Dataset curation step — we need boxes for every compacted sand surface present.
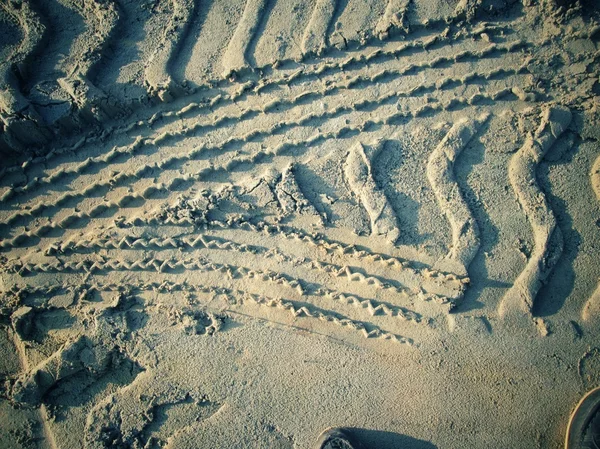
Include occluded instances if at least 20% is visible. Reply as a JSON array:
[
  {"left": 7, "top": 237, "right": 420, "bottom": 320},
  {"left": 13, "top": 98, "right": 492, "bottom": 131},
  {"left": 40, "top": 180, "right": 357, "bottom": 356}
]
[{"left": 0, "top": 0, "right": 599, "bottom": 448}]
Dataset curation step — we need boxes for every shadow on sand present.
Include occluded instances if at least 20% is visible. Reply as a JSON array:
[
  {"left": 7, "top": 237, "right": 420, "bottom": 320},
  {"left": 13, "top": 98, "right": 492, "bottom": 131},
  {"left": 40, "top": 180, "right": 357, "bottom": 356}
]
[{"left": 351, "top": 428, "right": 438, "bottom": 449}]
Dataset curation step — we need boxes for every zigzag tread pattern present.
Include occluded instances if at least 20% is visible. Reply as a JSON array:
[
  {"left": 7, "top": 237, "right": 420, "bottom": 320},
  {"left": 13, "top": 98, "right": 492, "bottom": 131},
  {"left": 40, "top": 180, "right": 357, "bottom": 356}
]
[
  {"left": 0, "top": 8, "right": 582, "bottom": 351},
  {"left": 2, "top": 281, "right": 415, "bottom": 345}
]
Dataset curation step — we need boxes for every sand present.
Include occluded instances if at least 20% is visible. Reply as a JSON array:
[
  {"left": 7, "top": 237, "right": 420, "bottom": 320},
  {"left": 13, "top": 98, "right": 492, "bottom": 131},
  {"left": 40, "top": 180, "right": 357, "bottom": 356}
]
[{"left": 0, "top": 0, "right": 599, "bottom": 448}]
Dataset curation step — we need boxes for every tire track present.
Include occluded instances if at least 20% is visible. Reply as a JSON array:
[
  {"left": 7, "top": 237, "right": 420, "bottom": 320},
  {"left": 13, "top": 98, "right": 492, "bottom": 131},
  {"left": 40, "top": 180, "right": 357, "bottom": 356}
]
[
  {"left": 0, "top": 12, "right": 507, "bottom": 158},
  {"left": 582, "top": 154, "right": 600, "bottom": 322},
  {"left": 0, "top": 23, "right": 508, "bottom": 182},
  {"left": 22, "top": 203, "right": 463, "bottom": 306},
  {"left": 38, "top": 229, "right": 454, "bottom": 305},
  {"left": 0, "top": 0, "right": 50, "bottom": 151},
  {"left": 0, "top": 83, "right": 526, "bottom": 253},
  {"left": 9, "top": 256, "right": 305, "bottom": 293},
  {"left": 4, "top": 255, "right": 426, "bottom": 341},
  {"left": 344, "top": 140, "right": 400, "bottom": 243},
  {"left": 0, "top": 86, "right": 525, "bottom": 250},
  {"left": 427, "top": 113, "right": 489, "bottom": 277},
  {"left": 6, "top": 277, "right": 426, "bottom": 327},
  {"left": 301, "top": 0, "right": 337, "bottom": 56},
  {"left": 235, "top": 291, "right": 413, "bottom": 345},
  {"left": 124, "top": 215, "right": 466, "bottom": 301},
  {"left": 44, "top": 233, "right": 266, "bottom": 257},
  {"left": 222, "top": 0, "right": 270, "bottom": 75},
  {"left": 1, "top": 49, "right": 529, "bottom": 207},
  {"left": 1, "top": 60, "right": 517, "bottom": 209},
  {"left": 142, "top": 216, "right": 465, "bottom": 282},
  {"left": 314, "top": 287, "right": 426, "bottom": 324},
  {"left": 498, "top": 105, "right": 572, "bottom": 318},
  {"left": 57, "top": 0, "right": 121, "bottom": 122},
  {"left": 144, "top": 0, "right": 194, "bottom": 101}
]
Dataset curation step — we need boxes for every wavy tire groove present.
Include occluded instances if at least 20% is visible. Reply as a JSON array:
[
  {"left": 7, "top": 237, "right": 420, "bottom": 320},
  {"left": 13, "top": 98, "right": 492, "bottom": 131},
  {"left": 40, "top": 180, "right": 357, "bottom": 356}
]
[
  {"left": 344, "top": 141, "right": 400, "bottom": 243},
  {"left": 222, "top": 0, "right": 269, "bottom": 75},
  {"left": 582, "top": 154, "right": 600, "bottom": 321},
  {"left": 0, "top": 0, "right": 50, "bottom": 152},
  {"left": 57, "top": 0, "right": 120, "bottom": 122},
  {"left": 144, "top": 0, "right": 194, "bottom": 101},
  {"left": 498, "top": 105, "right": 572, "bottom": 317},
  {"left": 301, "top": 0, "right": 337, "bottom": 56},
  {"left": 427, "top": 113, "right": 488, "bottom": 277}
]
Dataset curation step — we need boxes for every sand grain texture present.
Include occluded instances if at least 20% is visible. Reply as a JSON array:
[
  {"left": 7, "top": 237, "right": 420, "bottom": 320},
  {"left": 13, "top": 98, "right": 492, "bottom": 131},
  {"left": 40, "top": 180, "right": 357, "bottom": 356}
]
[{"left": 0, "top": 1, "right": 599, "bottom": 448}]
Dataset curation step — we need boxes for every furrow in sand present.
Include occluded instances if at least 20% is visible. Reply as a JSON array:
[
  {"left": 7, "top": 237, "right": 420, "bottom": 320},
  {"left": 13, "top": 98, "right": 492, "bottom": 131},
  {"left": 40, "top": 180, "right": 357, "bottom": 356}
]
[
  {"left": 0, "top": 23, "right": 510, "bottom": 183},
  {"left": 0, "top": 0, "right": 50, "bottom": 152},
  {"left": 344, "top": 141, "right": 400, "bottom": 243},
  {"left": 313, "top": 287, "right": 427, "bottom": 324},
  {"left": 44, "top": 233, "right": 267, "bottom": 257},
  {"left": 301, "top": 0, "right": 337, "bottom": 56},
  {"left": 145, "top": 24, "right": 508, "bottom": 126},
  {"left": 0, "top": 86, "right": 525, "bottom": 250},
  {"left": 221, "top": 0, "right": 269, "bottom": 76},
  {"left": 1, "top": 53, "right": 529, "bottom": 208},
  {"left": 426, "top": 114, "right": 489, "bottom": 277},
  {"left": 498, "top": 105, "right": 572, "bottom": 317},
  {"left": 582, "top": 154, "right": 600, "bottom": 322},
  {"left": 144, "top": 0, "right": 195, "bottom": 101},
  {"left": 7, "top": 57, "right": 528, "bottom": 205},
  {"left": 375, "top": 0, "right": 410, "bottom": 38},
  {"left": 57, "top": 0, "right": 121, "bottom": 122},
  {"left": 104, "top": 280, "right": 416, "bottom": 344}
]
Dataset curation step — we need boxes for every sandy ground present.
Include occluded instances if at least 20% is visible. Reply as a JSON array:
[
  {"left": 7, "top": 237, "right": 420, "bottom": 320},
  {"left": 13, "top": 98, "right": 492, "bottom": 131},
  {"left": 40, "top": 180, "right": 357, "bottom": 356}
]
[{"left": 0, "top": 0, "right": 599, "bottom": 448}]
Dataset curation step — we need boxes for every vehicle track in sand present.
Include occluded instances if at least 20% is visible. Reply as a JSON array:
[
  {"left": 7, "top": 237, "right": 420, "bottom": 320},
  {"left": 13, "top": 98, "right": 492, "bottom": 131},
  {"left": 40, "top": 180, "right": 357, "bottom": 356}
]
[{"left": 0, "top": 1, "right": 599, "bottom": 448}]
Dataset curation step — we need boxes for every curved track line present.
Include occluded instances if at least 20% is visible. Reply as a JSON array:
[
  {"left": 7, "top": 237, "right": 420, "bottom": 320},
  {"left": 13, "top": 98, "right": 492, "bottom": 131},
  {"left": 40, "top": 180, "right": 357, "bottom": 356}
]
[
  {"left": 132, "top": 216, "right": 466, "bottom": 294},
  {"left": 57, "top": 0, "right": 120, "bottom": 121},
  {"left": 0, "top": 0, "right": 50, "bottom": 151},
  {"left": 1, "top": 47, "right": 528, "bottom": 203},
  {"left": 375, "top": 0, "right": 410, "bottom": 38},
  {"left": 0, "top": 84, "right": 523, "bottom": 237},
  {"left": 144, "top": 0, "right": 194, "bottom": 101},
  {"left": 237, "top": 291, "right": 413, "bottom": 345},
  {"left": 582, "top": 154, "right": 600, "bottom": 321},
  {"left": 0, "top": 86, "right": 522, "bottom": 251},
  {"left": 0, "top": 24, "right": 511, "bottom": 179},
  {"left": 498, "top": 105, "right": 572, "bottom": 317},
  {"left": 7, "top": 278, "right": 426, "bottom": 327},
  {"left": 38, "top": 230, "right": 450, "bottom": 303},
  {"left": 344, "top": 141, "right": 400, "bottom": 243},
  {"left": 7, "top": 255, "right": 436, "bottom": 332},
  {"left": 222, "top": 0, "right": 269, "bottom": 75},
  {"left": 427, "top": 113, "right": 489, "bottom": 277},
  {"left": 301, "top": 0, "right": 337, "bottom": 56}
]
